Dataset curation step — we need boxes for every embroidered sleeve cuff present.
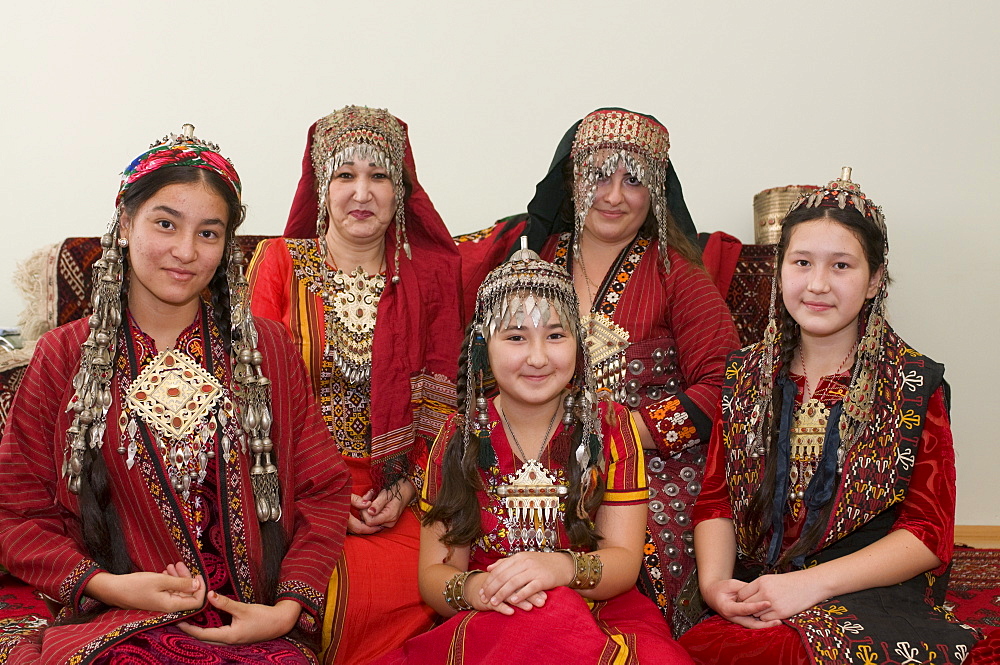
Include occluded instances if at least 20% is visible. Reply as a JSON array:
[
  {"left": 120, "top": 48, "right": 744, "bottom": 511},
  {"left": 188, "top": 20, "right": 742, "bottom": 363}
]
[
  {"left": 641, "top": 394, "right": 709, "bottom": 457},
  {"left": 276, "top": 580, "right": 324, "bottom": 634},
  {"left": 59, "top": 559, "right": 105, "bottom": 613}
]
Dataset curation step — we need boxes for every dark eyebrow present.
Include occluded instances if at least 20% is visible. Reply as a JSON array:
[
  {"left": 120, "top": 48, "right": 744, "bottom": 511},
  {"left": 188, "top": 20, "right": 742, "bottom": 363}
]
[
  {"left": 150, "top": 205, "right": 225, "bottom": 226},
  {"left": 151, "top": 204, "right": 182, "bottom": 217}
]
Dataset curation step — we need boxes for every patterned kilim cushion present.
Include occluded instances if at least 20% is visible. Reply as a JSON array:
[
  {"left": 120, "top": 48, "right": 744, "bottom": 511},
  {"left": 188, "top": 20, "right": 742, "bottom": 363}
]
[
  {"left": 0, "top": 364, "right": 28, "bottom": 440},
  {"left": 946, "top": 548, "right": 1000, "bottom": 629},
  {"left": 727, "top": 244, "right": 775, "bottom": 347}
]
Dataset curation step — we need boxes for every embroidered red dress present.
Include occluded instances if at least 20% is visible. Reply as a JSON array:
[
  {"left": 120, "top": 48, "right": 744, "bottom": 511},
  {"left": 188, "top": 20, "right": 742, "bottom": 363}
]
[
  {"left": 376, "top": 401, "right": 694, "bottom": 665},
  {"left": 0, "top": 308, "right": 350, "bottom": 664},
  {"left": 678, "top": 335, "right": 980, "bottom": 664},
  {"left": 248, "top": 235, "right": 460, "bottom": 665}
]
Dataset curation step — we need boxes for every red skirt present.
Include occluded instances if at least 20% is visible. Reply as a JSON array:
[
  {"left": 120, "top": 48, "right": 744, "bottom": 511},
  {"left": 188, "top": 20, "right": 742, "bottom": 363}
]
[
  {"left": 321, "top": 458, "right": 435, "bottom": 665},
  {"left": 375, "top": 586, "right": 692, "bottom": 665},
  {"left": 678, "top": 615, "right": 811, "bottom": 665}
]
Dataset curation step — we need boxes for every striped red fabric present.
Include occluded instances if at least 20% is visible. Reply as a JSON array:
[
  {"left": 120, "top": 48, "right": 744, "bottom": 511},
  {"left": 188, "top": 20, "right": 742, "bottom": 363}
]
[{"left": 0, "top": 317, "right": 351, "bottom": 662}]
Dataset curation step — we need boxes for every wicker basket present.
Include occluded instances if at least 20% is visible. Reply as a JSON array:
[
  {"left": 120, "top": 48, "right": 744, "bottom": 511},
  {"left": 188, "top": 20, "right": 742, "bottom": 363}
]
[{"left": 752, "top": 185, "right": 820, "bottom": 244}]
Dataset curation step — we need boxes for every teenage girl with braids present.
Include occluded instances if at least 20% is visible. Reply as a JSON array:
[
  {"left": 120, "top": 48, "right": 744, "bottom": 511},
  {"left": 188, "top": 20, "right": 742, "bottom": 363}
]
[
  {"left": 678, "top": 170, "right": 980, "bottom": 664},
  {"left": 375, "top": 246, "right": 692, "bottom": 665},
  {"left": 0, "top": 127, "right": 350, "bottom": 663}
]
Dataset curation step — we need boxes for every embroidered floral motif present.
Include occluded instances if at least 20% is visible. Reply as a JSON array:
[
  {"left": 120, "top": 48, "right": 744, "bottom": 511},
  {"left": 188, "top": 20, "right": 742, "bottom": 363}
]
[{"left": 645, "top": 397, "right": 697, "bottom": 456}]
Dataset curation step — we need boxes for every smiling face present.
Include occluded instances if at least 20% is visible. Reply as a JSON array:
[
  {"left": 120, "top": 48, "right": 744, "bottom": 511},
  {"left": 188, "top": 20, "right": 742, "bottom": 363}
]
[
  {"left": 324, "top": 150, "right": 397, "bottom": 250},
  {"left": 487, "top": 306, "right": 578, "bottom": 413},
  {"left": 781, "top": 218, "right": 882, "bottom": 345},
  {"left": 120, "top": 181, "right": 229, "bottom": 320},
  {"left": 581, "top": 162, "right": 652, "bottom": 246}
]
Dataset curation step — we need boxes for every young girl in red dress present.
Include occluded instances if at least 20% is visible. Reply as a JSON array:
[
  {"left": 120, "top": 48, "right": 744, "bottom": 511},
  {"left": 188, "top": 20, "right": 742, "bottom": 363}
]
[
  {"left": 678, "top": 169, "right": 980, "bottom": 664},
  {"left": 376, "top": 244, "right": 693, "bottom": 664}
]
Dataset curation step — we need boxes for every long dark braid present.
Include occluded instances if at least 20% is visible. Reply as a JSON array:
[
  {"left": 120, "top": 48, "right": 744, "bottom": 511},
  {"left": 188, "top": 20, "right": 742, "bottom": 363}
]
[
  {"left": 743, "top": 300, "right": 799, "bottom": 556},
  {"left": 561, "top": 391, "right": 605, "bottom": 551},
  {"left": 425, "top": 324, "right": 485, "bottom": 546},
  {"left": 429, "top": 325, "right": 606, "bottom": 551}
]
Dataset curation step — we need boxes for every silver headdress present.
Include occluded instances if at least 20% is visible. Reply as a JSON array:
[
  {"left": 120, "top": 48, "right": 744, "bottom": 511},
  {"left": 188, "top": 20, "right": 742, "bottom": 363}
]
[
  {"left": 467, "top": 239, "right": 605, "bottom": 505},
  {"left": 311, "top": 105, "right": 410, "bottom": 283}
]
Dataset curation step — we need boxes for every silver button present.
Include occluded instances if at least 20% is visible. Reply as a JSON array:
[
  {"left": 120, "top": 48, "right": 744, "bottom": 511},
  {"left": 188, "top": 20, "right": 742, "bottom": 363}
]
[
  {"left": 647, "top": 388, "right": 662, "bottom": 400},
  {"left": 648, "top": 457, "right": 665, "bottom": 473},
  {"left": 665, "top": 378, "right": 679, "bottom": 393},
  {"left": 687, "top": 481, "right": 702, "bottom": 496},
  {"left": 626, "top": 378, "right": 641, "bottom": 392},
  {"left": 669, "top": 562, "right": 683, "bottom": 577},
  {"left": 628, "top": 359, "right": 645, "bottom": 375},
  {"left": 670, "top": 499, "right": 687, "bottom": 512},
  {"left": 665, "top": 545, "right": 679, "bottom": 558},
  {"left": 649, "top": 500, "right": 665, "bottom": 513},
  {"left": 626, "top": 394, "right": 641, "bottom": 407},
  {"left": 679, "top": 467, "right": 696, "bottom": 482},
  {"left": 653, "top": 512, "right": 670, "bottom": 525},
  {"left": 685, "top": 545, "right": 696, "bottom": 557},
  {"left": 675, "top": 512, "right": 690, "bottom": 527},
  {"left": 659, "top": 529, "right": 675, "bottom": 542},
  {"left": 651, "top": 348, "right": 666, "bottom": 362},
  {"left": 652, "top": 365, "right": 665, "bottom": 376},
  {"left": 647, "top": 487, "right": 658, "bottom": 499},
  {"left": 681, "top": 530, "right": 694, "bottom": 543},
  {"left": 664, "top": 483, "right": 680, "bottom": 497}
]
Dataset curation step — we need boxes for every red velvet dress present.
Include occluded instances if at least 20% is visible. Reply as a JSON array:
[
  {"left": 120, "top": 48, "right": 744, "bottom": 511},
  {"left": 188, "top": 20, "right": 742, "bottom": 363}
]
[
  {"left": 679, "top": 362, "right": 980, "bottom": 664},
  {"left": 377, "top": 401, "right": 694, "bottom": 665},
  {"left": 0, "top": 309, "right": 350, "bottom": 664}
]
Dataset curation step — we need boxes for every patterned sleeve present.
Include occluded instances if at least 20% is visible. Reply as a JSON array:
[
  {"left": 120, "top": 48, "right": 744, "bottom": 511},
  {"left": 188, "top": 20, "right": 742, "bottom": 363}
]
[
  {"left": 408, "top": 373, "right": 458, "bottom": 498},
  {"left": 260, "top": 320, "right": 351, "bottom": 631},
  {"left": 418, "top": 414, "right": 460, "bottom": 515},
  {"left": 602, "top": 403, "right": 649, "bottom": 505},
  {"left": 890, "top": 387, "right": 955, "bottom": 568},
  {"left": 638, "top": 250, "right": 739, "bottom": 457},
  {"left": 0, "top": 323, "right": 106, "bottom": 613}
]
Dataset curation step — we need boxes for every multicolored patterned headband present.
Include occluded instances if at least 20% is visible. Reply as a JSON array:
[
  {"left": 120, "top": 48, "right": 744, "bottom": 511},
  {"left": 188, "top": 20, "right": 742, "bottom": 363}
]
[
  {"left": 787, "top": 166, "right": 887, "bottom": 259},
  {"left": 117, "top": 124, "right": 241, "bottom": 206},
  {"left": 570, "top": 109, "right": 674, "bottom": 270}
]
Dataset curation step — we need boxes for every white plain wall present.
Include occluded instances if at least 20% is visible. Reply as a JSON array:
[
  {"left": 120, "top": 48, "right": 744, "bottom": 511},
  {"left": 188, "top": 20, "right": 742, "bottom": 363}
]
[{"left": 3, "top": 1, "right": 997, "bottom": 524}]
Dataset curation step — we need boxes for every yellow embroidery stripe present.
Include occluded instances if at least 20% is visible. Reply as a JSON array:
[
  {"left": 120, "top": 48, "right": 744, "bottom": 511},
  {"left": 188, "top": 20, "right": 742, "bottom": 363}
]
[{"left": 603, "top": 488, "right": 651, "bottom": 504}]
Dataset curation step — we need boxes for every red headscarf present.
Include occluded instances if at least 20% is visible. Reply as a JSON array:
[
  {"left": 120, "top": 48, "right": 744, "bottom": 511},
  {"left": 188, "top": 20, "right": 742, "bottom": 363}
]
[{"left": 284, "top": 112, "right": 463, "bottom": 488}]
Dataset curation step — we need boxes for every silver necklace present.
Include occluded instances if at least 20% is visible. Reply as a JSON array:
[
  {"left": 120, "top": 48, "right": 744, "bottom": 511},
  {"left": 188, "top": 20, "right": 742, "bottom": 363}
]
[{"left": 498, "top": 400, "right": 560, "bottom": 462}]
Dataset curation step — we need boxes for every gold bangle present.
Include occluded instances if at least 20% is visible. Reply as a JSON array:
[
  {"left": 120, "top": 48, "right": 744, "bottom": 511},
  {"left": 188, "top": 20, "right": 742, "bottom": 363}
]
[
  {"left": 558, "top": 549, "right": 603, "bottom": 589},
  {"left": 443, "top": 570, "right": 483, "bottom": 611}
]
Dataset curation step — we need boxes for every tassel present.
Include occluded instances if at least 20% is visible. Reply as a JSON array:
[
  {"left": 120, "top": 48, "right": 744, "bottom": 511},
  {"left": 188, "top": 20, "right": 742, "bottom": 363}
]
[{"left": 478, "top": 431, "right": 495, "bottom": 469}]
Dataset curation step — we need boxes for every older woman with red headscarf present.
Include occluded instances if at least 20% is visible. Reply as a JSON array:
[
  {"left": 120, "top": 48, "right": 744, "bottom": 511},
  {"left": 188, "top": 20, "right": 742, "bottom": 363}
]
[{"left": 248, "top": 106, "right": 463, "bottom": 664}]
